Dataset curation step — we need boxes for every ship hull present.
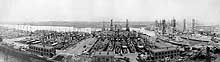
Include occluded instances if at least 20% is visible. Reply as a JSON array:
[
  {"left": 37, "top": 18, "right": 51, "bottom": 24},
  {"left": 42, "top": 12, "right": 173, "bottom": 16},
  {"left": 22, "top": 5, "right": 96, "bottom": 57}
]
[{"left": 180, "top": 36, "right": 210, "bottom": 42}]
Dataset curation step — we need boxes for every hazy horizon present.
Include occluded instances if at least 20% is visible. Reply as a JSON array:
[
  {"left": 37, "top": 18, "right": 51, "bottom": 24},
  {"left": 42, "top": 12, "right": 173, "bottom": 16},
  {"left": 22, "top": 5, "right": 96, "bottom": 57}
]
[{"left": 0, "top": 0, "right": 220, "bottom": 25}]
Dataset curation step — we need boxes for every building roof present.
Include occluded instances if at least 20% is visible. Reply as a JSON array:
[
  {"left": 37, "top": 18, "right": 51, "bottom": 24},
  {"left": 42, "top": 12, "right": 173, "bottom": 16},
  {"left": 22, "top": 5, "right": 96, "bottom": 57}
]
[
  {"left": 150, "top": 47, "right": 178, "bottom": 53},
  {"left": 154, "top": 41, "right": 175, "bottom": 48},
  {"left": 30, "top": 44, "right": 54, "bottom": 49},
  {"left": 93, "top": 51, "right": 114, "bottom": 57}
]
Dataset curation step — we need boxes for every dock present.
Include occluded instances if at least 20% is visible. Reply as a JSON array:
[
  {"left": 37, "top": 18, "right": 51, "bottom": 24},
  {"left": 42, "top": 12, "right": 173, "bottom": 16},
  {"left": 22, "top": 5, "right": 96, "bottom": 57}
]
[{"left": 57, "top": 38, "right": 97, "bottom": 55}]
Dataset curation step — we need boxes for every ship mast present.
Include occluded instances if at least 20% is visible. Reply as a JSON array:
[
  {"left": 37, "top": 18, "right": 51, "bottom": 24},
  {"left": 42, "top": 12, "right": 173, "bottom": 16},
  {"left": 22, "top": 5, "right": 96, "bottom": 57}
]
[
  {"left": 183, "top": 19, "right": 186, "bottom": 32},
  {"left": 102, "top": 21, "right": 105, "bottom": 31},
  {"left": 162, "top": 20, "right": 166, "bottom": 35},
  {"left": 110, "top": 19, "right": 113, "bottom": 31},
  {"left": 155, "top": 20, "right": 159, "bottom": 32},
  {"left": 172, "top": 18, "right": 176, "bottom": 33},
  {"left": 126, "top": 19, "right": 130, "bottom": 31},
  {"left": 192, "top": 19, "right": 195, "bottom": 34}
]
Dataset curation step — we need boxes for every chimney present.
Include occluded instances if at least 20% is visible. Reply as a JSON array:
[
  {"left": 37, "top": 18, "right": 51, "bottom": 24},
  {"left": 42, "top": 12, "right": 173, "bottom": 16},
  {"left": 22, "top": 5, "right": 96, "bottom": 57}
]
[{"left": 126, "top": 19, "right": 130, "bottom": 31}]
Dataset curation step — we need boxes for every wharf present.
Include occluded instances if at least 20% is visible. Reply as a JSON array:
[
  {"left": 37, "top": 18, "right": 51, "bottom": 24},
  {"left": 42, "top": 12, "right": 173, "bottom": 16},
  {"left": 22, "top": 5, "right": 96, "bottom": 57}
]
[
  {"left": 57, "top": 38, "right": 97, "bottom": 55},
  {"left": 1, "top": 37, "right": 30, "bottom": 48}
]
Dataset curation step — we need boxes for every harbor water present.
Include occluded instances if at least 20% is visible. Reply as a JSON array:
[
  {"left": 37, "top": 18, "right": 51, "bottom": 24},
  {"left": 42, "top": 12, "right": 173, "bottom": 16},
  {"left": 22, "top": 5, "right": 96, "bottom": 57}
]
[{"left": 0, "top": 50, "right": 30, "bottom": 62}]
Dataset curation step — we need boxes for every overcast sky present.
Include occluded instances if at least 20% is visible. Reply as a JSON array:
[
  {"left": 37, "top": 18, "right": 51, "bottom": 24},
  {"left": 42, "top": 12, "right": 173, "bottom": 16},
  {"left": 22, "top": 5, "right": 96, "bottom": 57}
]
[{"left": 0, "top": 0, "right": 220, "bottom": 25}]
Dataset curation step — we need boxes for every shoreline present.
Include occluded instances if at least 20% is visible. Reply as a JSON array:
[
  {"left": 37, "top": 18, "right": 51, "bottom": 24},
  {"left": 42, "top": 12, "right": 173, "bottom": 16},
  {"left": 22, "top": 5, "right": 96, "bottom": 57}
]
[{"left": 0, "top": 43, "right": 53, "bottom": 62}]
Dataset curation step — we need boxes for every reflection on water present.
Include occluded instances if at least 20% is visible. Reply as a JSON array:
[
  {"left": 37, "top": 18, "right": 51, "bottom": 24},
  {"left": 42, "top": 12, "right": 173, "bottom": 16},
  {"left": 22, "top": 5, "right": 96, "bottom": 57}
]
[
  {"left": 0, "top": 51, "right": 28, "bottom": 62},
  {"left": 0, "top": 51, "right": 4, "bottom": 62},
  {"left": 0, "top": 50, "right": 47, "bottom": 62}
]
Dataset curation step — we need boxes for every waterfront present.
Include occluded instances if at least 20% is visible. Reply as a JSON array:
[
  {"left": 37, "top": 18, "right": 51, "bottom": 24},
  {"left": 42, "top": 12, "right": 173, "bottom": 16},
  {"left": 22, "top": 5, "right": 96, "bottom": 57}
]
[
  {"left": 0, "top": 49, "right": 29, "bottom": 62},
  {"left": 0, "top": 21, "right": 220, "bottom": 62},
  {"left": 0, "top": 45, "right": 47, "bottom": 62}
]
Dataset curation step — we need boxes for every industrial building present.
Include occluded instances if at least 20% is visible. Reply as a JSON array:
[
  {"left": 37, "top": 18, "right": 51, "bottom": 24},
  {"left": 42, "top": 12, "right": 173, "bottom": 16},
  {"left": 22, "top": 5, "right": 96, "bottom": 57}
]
[
  {"left": 28, "top": 44, "right": 56, "bottom": 58},
  {"left": 150, "top": 47, "right": 180, "bottom": 60},
  {"left": 91, "top": 51, "right": 115, "bottom": 62}
]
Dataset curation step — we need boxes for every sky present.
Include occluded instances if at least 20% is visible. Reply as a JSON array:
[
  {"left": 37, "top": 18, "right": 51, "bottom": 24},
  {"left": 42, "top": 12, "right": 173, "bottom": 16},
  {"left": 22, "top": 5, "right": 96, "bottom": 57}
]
[{"left": 0, "top": 0, "right": 220, "bottom": 25}]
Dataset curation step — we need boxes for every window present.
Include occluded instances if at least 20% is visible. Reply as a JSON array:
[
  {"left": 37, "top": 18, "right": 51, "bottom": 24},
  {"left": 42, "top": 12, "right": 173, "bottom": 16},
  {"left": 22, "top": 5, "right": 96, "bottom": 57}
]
[
  {"left": 106, "top": 58, "right": 109, "bottom": 62},
  {"left": 103, "top": 58, "right": 105, "bottom": 62},
  {"left": 97, "top": 58, "right": 100, "bottom": 62}
]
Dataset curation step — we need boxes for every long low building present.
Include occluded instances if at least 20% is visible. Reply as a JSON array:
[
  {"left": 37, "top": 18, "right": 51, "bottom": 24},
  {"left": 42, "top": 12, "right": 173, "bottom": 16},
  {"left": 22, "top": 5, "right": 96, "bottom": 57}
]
[
  {"left": 91, "top": 51, "right": 115, "bottom": 62},
  {"left": 139, "top": 47, "right": 180, "bottom": 62},
  {"left": 28, "top": 44, "right": 56, "bottom": 58}
]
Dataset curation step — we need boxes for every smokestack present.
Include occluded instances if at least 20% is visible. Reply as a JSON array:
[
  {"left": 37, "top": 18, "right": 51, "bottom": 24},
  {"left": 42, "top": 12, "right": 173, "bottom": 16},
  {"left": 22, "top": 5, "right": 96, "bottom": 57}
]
[
  {"left": 110, "top": 19, "right": 113, "bottom": 31},
  {"left": 183, "top": 19, "right": 186, "bottom": 32},
  {"left": 192, "top": 19, "right": 195, "bottom": 33},
  {"left": 162, "top": 20, "right": 166, "bottom": 35},
  {"left": 126, "top": 19, "right": 130, "bottom": 31}
]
